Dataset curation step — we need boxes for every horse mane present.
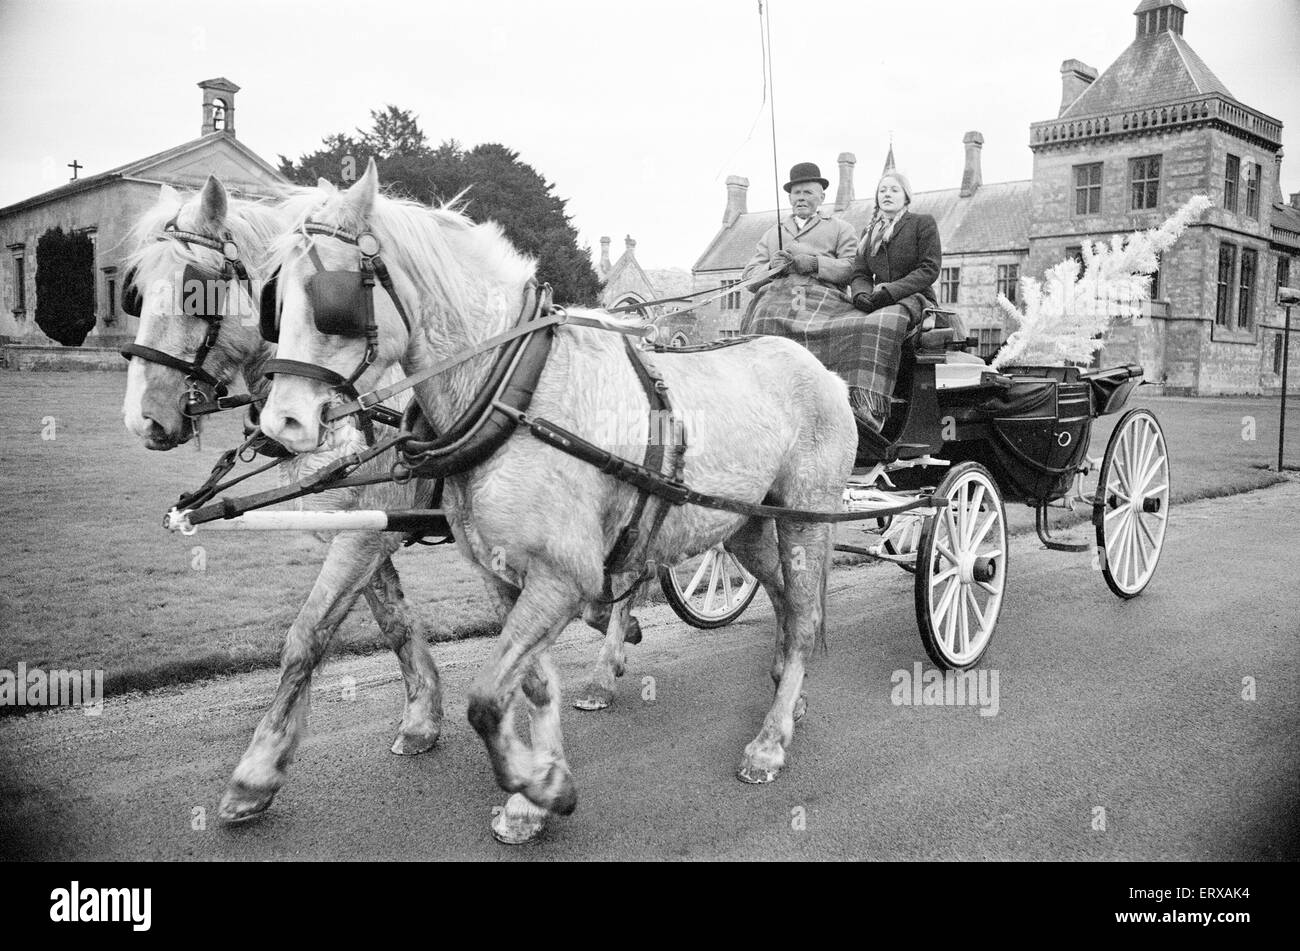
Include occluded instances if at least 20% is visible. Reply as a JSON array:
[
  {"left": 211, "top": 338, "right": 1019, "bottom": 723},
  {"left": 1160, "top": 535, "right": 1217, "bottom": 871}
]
[
  {"left": 262, "top": 185, "right": 538, "bottom": 322},
  {"left": 123, "top": 188, "right": 285, "bottom": 371},
  {"left": 124, "top": 190, "right": 284, "bottom": 283}
]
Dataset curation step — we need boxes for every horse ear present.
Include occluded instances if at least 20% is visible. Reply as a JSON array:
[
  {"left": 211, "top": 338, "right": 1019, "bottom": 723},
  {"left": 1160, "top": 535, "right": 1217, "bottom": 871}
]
[
  {"left": 316, "top": 177, "right": 338, "bottom": 195},
  {"left": 344, "top": 157, "right": 379, "bottom": 219},
  {"left": 199, "top": 175, "right": 228, "bottom": 222}
]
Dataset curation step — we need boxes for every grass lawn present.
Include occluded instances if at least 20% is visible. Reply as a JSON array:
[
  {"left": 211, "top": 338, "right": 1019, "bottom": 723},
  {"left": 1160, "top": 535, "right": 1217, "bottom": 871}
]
[{"left": 1, "top": 371, "right": 1296, "bottom": 698}]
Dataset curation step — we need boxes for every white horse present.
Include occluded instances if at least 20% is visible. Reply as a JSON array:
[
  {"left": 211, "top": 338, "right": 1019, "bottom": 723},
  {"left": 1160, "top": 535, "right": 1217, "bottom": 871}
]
[
  {"left": 121, "top": 175, "right": 444, "bottom": 822},
  {"left": 259, "top": 160, "right": 856, "bottom": 843}
]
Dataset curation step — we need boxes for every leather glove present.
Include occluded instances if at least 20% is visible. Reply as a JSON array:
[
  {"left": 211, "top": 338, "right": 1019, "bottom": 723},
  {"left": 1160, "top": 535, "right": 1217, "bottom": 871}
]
[
  {"left": 790, "top": 254, "right": 818, "bottom": 275},
  {"left": 854, "top": 289, "right": 893, "bottom": 313}
]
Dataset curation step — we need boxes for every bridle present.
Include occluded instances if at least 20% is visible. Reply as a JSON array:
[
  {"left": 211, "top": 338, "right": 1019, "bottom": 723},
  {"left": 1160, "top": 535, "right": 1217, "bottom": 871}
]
[
  {"left": 259, "top": 222, "right": 413, "bottom": 443},
  {"left": 120, "top": 215, "right": 255, "bottom": 418}
]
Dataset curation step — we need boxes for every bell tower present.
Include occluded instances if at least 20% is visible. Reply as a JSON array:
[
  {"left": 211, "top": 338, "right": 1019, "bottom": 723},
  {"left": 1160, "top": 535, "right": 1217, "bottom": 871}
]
[
  {"left": 1134, "top": 0, "right": 1187, "bottom": 38},
  {"left": 198, "top": 77, "right": 240, "bottom": 137}
]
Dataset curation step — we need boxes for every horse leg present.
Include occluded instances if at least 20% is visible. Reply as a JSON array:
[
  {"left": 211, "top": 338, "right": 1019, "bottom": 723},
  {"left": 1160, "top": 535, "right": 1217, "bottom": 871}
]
[
  {"left": 737, "top": 520, "right": 831, "bottom": 784},
  {"left": 492, "top": 652, "right": 570, "bottom": 844},
  {"left": 723, "top": 518, "right": 807, "bottom": 721},
  {"left": 362, "top": 556, "right": 443, "bottom": 755},
  {"left": 573, "top": 573, "right": 641, "bottom": 711},
  {"left": 467, "top": 569, "right": 582, "bottom": 819},
  {"left": 219, "top": 531, "right": 386, "bottom": 822}
]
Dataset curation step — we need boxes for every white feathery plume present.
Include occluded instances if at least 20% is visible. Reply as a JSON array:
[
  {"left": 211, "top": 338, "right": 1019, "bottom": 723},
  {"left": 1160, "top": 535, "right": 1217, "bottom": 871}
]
[{"left": 992, "top": 195, "right": 1212, "bottom": 370}]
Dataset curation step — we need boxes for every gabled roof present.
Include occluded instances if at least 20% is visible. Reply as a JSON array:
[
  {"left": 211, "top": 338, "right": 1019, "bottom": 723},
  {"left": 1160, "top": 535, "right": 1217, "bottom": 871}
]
[
  {"left": 0, "top": 132, "right": 286, "bottom": 217},
  {"left": 1272, "top": 202, "right": 1300, "bottom": 252},
  {"left": 694, "top": 180, "right": 1032, "bottom": 272},
  {"left": 604, "top": 249, "right": 653, "bottom": 297},
  {"left": 1061, "top": 28, "right": 1233, "bottom": 119}
]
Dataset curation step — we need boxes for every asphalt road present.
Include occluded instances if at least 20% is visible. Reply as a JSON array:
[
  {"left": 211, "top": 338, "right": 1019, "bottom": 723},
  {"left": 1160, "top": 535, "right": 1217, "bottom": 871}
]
[{"left": 2, "top": 480, "right": 1297, "bottom": 861}]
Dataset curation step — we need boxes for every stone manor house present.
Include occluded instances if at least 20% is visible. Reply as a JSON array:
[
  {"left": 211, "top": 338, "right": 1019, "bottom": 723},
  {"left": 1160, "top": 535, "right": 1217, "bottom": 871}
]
[{"left": 684, "top": 0, "right": 1300, "bottom": 395}]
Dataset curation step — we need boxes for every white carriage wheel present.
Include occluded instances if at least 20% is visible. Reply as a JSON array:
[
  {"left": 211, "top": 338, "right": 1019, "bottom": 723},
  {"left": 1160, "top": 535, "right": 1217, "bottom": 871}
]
[
  {"left": 914, "top": 462, "right": 1007, "bottom": 670},
  {"left": 1094, "top": 408, "right": 1169, "bottom": 599},
  {"left": 659, "top": 542, "right": 760, "bottom": 629}
]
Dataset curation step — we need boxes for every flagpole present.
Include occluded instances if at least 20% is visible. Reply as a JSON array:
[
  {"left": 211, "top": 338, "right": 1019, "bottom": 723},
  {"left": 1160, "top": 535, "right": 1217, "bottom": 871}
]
[{"left": 761, "top": 0, "right": 782, "bottom": 250}]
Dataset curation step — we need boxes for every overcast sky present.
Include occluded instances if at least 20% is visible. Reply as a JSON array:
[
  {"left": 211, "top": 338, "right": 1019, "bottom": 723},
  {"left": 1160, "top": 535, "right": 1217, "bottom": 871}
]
[{"left": 1, "top": 0, "right": 1297, "bottom": 270}]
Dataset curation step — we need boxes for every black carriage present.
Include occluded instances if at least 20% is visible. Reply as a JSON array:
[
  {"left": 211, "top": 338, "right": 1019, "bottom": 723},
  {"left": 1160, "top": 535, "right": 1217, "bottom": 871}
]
[{"left": 660, "top": 310, "right": 1170, "bottom": 669}]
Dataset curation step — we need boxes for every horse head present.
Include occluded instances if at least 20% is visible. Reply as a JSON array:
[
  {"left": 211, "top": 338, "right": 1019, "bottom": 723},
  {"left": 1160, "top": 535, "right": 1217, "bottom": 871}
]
[
  {"left": 121, "top": 175, "right": 280, "bottom": 449},
  {"left": 259, "top": 158, "right": 536, "bottom": 452}
]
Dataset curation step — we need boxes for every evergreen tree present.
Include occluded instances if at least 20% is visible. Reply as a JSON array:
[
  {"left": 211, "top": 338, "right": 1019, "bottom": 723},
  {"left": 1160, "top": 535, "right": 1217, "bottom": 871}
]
[
  {"left": 34, "top": 227, "right": 96, "bottom": 346},
  {"left": 279, "top": 109, "right": 602, "bottom": 305}
]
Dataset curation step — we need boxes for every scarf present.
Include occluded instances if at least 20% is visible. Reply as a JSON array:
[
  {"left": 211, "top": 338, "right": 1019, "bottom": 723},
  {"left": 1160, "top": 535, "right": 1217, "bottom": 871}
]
[{"left": 863, "top": 209, "right": 906, "bottom": 257}]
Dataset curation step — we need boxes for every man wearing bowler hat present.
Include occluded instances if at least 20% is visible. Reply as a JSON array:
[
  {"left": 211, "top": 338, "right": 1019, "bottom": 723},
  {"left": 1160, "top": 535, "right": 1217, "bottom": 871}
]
[{"left": 740, "top": 161, "right": 858, "bottom": 294}]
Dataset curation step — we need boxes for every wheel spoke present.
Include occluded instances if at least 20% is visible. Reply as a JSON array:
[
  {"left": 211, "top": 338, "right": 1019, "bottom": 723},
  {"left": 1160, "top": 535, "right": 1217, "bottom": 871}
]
[
  {"left": 937, "top": 542, "right": 959, "bottom": 565},
  {"left": 1114, "top": 428, "right": 1135, "bottom": 496},
  {"left": 970, "top": 508, "right": 999, "bottom": 548},
  {"left": 943, "top": 503, "right": 961, "bottom": 556},
  {"left": 965, "top": 586, "right": 989, "bottom": 635},
  {"left": 720, "top": 554, "right": 735, "bottom": 608},
  {"left": 964, "top": 483, "right": 986, "bottom": 547},
  {"left": 683, "top": 550, "right": 713, "bottom": 601},
  {"left": 1134, "top": 450, "right": 1167, "bottom": 497},
  {"left": 1132, "top": 425, "right": 1158, "bottom": 496},
  {"left": 958, "top": 587, "right": 971, "bottom": 654},
  {"left": 1136, "top": 511, "right": 1159, "bottom": 554},
  {"left": 702, "top": 551, "right": 722, "bottom": 614},
  {"left": 932, "top": 565, "right": 960, "bottom": 586},
  {"left": 932, "top": 576, "right": 960, "bottom": 640}
]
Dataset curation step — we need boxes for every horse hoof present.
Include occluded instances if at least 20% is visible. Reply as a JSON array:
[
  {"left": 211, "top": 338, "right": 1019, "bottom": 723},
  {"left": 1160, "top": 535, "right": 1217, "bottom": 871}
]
[
  {"left": 491, "top": 795, "right": 547, "bottom": 845},
  {"left": 736, "top": 763, "right": 780, "bottom": 785},
  {"left": 218, "top": 784, "right": 277, "bottom": 823},
  {"left": 572, "top": 686, "right": 614, "bottom": 711},
  {"left": 792, "top": 694, "right": 808, "bottom": 722},
  {"left": 390, "top": 730, "right": 439, "bottom": 755},
  {"left": 535, "top": 763, "right": 578, "bottom": 816}
]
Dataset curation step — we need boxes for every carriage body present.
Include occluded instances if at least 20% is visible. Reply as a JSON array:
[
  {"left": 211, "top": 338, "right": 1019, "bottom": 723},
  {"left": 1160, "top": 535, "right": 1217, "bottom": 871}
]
[
  {"left": 870, "top": 343, "right": 1145, "bottom": 506},
  {"left": 661, "top": 313, "right": 1170, "bottom": 673}
]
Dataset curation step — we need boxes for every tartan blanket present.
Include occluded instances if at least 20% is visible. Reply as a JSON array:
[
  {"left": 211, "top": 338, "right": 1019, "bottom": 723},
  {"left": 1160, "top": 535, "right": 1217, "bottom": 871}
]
[{"left": 739, "top": 280, "right": 908, "bottom": 423}]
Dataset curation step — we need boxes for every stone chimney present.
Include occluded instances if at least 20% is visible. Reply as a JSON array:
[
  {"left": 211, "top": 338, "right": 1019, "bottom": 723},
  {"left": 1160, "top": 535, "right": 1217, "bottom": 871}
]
[
  {"left": 198, "top": 77, "right": 240, "bottom": 137},
  {"left": 960, "top": 132, "right": 984, "bottom": 198},
  {"left": 1274, "top": 149, "right": 1286, "bottom": 205},
  {"left": 599, "top": 236, "right": 611, "bottom": 276},
  {"left": 1058, "top": 60, "right": 1097, "bottom": 116},
  {"left": 724, "top": 175, "right": 749, "bottom": 226},
  {"left": 1292, "top": 191, "right": 1300, "bottom": 211},
  {"left": 834, "top": 152, "right": 856, "bottom": 212},
  {"left": 625, "top": 235, "right": 637, "bottom": 254}
]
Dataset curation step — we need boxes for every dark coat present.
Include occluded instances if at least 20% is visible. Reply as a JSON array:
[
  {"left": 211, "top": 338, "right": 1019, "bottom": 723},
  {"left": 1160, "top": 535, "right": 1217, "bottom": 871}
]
[{"left": 848, "top": 211, "right": 942, "bottom": 324}]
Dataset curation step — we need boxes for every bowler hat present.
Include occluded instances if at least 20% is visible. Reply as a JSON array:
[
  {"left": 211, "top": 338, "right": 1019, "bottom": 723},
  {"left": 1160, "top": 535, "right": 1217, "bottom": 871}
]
[{"left": 784, "top": 162, "right": 830, "bottom": 193}]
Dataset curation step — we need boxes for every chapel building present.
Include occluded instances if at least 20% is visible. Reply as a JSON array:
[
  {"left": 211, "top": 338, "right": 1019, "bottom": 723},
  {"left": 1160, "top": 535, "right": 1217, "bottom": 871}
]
[{"left": 0, "top": 79, "right": 287, "bottom": 348}]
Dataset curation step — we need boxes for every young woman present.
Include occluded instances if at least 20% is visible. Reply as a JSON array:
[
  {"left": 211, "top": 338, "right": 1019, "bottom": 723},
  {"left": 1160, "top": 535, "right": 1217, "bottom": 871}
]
[{"left": 847, "top": 171, "right": 942, "bottom": 430}]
